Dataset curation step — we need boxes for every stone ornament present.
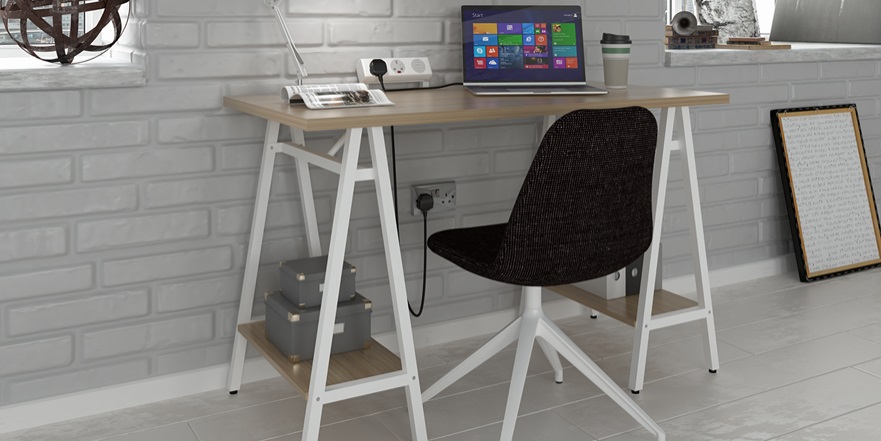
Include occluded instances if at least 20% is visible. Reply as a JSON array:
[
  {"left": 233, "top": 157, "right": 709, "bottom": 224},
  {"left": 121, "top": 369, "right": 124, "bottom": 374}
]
[
  {"left": 696, "top": 0, "right": 760, "bottom": 43},
  {"left": 0, "top": 0, "right": 130, "bottom": 64}
]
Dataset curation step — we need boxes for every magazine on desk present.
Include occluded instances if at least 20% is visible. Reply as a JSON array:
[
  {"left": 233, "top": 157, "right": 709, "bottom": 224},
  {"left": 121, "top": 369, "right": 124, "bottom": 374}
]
[{"left": 281, "top": 83, "right": 394, "bottom": 110}]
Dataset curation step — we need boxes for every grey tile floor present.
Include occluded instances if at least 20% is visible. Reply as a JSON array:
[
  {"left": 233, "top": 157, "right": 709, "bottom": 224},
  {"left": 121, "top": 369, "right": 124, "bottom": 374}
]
[{"left": 7, "top": 269, "right": 881, "bottom": 441}]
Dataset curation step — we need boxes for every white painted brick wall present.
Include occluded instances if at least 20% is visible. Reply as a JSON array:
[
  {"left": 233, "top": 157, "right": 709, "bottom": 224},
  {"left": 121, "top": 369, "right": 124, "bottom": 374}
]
[
  {"left": 0, "top": 265, "right": 94, "bottom": 302},
  {"left": 82, "top": 147, "right": 215, "bottom": 182},
  {"left": 697, "top": 107, "right": 760, "bottom": 130},
  {"left": 295, "top": 1, "right": 392, "bottom": 17},
  {"left": 155, "top": 343, "right": 233, "bottom": 376},
  {"left": 851, "top": 79, "right": 881, "bottom": 97},
  {"left": 158, "top": 52, "right": 282, "bottom": 79},
  {"left": 762, "top": 62, "right": 820, "bottom": 82},
  {"left": 6, "top": 359, "right": 151, "bottom": 404},
  {"left": 102, "top": 247, "right": 234, "bottom": 286},
  {"left": 0, "top": 337, "right": 73, "bottom": 376},
  {"left": 0, "top": 158, "right": 72, "bottom": 189},
  {"left": 206, "top": 21, "right": 324, "bottom": 48},
  {"left": 791, "top": 81, "right": 848, "bottom": 101},
  {"left": 143, "top": 22, "right": 201, "bottom": 48},
  {"left": 157, "top": 114, "right": 265, "bottom": 143},
  {"left": 1, "top": 0, "right": 879, "bottom": 408},
  {"left": 329, "top": 21, "right": 444, "bottom": 45},
  {"left": 0, "top": 90, "right": 81, "bottom": 121},
  {"left": 155, "top": 276, "right": 243, "bottom": 312},
  {"left": 7, "top": 290, "right": 150, "bottom": 336},
  {"left": 821, "top": 60, "right": 877, "bottom": 79},
  {"left": 82, "top": 314, "right": 215, "bottom": 360},
  {"left": 90, "top": 85, "right": 223, "bottom": 115},
  {"left": 77, "top": 210, "right": 210, "bottom": 252},
  {"left": 0, "top": 227, "right": 67, "bottom": 264},
  {"left": 0, "top": 185, "right": 138, "bottom": 222},
  {"left": 0, "top": 121, "right": 149, "bottom": 154},
  {"left": 145, "top": 175, "right": 258, "bottom": 208}
]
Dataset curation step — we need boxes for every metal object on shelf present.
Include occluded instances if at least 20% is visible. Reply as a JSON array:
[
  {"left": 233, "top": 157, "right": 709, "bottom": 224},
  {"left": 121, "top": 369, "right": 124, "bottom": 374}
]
[
  {"left": 672, "top": 10, "right": 699, "bottom": 35},
  {"left": 0, "top": 0, "right": 130, "bottom": 64}
]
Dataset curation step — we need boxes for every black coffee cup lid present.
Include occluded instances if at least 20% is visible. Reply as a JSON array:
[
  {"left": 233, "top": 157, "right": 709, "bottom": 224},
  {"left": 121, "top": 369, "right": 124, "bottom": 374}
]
[{"left": 601, "top": 33, "right": 631, "bottom": 44}]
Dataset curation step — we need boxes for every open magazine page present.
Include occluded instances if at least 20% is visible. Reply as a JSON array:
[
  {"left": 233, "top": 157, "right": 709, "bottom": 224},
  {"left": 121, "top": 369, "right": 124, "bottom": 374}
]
[
  {"left": 286, "top": 88, "right": 395, "bottom": 110},
  {"left": 281, "top": 83, "right": 367, "bottom": 102}
]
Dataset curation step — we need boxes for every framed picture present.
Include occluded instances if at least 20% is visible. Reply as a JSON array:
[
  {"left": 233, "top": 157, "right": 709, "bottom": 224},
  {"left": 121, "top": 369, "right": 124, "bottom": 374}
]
[{"left": 770, "top": 104, "right": 881, "bottom": 281}]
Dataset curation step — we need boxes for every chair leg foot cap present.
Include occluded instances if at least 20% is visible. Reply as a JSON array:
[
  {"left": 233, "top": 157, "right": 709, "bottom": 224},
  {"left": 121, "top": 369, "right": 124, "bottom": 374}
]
[
  {"left": 631, "top": 389, "right": 640, "bottom": 394},
  {"left": 709, "top": 369, "right": 718, "bottom": 374},
  {"left": 555, "top": 380, "right": 563, "bottom": 384},
  {"left": 590, "top": 315, "right": 598, "bottom": 319},
  {"left": 229, "top": 390, "right": 238, "bottom": 395}
]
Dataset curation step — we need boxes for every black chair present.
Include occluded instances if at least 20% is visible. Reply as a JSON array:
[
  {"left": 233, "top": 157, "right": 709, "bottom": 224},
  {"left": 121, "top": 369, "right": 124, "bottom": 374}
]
[{"left": 421, "top": 108, "right": 665, "bottom": 441}]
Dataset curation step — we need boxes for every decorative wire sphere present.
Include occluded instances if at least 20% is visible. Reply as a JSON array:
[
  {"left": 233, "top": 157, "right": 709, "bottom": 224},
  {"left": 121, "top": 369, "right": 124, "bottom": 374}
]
[{"left": 0, "top": 0, "right": 130, "bottom": 64}]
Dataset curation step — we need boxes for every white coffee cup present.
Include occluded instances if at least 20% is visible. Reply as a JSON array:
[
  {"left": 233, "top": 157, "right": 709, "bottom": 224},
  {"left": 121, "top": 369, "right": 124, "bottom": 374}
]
[{"left": 600, "top": 33, "right": 632, "bottom": 89}]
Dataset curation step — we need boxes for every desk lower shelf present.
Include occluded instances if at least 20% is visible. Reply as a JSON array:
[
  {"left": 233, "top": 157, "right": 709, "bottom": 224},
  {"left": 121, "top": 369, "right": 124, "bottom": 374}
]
[
  {"left": 546, "top": 285, "right": 698, "bottom": 327},
  {"left": 237, "top": 321, "right": 401, "bottom": 399}
]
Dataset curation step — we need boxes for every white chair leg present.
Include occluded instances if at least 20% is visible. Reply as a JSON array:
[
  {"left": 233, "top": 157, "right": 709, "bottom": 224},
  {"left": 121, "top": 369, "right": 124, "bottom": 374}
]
[
  {"left": 538, "top": 316, "right": 665, "bottom": 441},
  {"left": 499, "top": 312, "right": 539, "bottom": 441},
  {"left": 536, "top": 338, "right": 563, "bottom": 384},
  {"left": 590, "top": 309, "right": 599, "bottom": 319},
  {"left": 422, "top": 316, "right": 522, "bottom": 401}
]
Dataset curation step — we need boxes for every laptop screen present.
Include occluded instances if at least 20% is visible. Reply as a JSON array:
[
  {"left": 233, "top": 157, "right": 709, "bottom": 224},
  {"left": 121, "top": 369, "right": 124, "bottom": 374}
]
[{"left": 461, "top": 5, "right": 586, "bottom": 86}]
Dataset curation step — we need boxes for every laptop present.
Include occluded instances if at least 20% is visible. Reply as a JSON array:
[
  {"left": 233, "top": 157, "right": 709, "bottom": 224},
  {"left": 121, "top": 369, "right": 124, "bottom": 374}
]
[{"left": 461, "top": 5, "right": 607, "bottom": 96}]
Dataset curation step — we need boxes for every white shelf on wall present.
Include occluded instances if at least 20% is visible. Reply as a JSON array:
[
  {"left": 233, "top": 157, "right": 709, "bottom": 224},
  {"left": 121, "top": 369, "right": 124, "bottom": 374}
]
[
  {"left": 0, "top": 57, "right": 145, "bottom": 91},
  {"left": 666, "top": 42, "right": 881, "bottom": 66}
]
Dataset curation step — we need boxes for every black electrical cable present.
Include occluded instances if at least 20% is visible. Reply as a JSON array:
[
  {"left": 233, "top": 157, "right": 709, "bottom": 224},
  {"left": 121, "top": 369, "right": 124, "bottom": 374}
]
[
  {"left": 369, "top": 59, "right": 444, "bottom": 318},
  {"left": 411, "top": 194, "right": 433, "bottom": 317},
  {"left": 390, "top": 125, "right": 399, "bottom": 232},
  {"left": 410, "top": 211, "right": 428, "bottom": 317},
  {"left": 368, "top": 60, "right": 401, "bottom": 233},
  {"left": 384, "top": 82, "right": 464, "bottom": 92}
]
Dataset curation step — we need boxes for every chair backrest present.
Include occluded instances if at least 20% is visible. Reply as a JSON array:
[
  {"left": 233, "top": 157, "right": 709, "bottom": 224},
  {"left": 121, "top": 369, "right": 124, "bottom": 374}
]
[{"left": 493, "top": 107, "right": 658, "bottom": 286}]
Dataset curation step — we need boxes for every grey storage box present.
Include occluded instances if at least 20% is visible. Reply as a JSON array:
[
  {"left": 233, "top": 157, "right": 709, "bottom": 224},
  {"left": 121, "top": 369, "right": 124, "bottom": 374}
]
[
  {"left": 264, "top": 291, "right": 373, "bottom": 363},
  {"left": 279, "top": 255, "right": 356, "bottom": 308}
]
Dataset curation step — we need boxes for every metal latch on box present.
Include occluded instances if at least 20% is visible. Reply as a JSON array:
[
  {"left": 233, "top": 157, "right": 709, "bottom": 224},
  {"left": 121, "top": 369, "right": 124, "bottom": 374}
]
[{"left": 571, "top": 246, "right": 663, "bottom": 300}]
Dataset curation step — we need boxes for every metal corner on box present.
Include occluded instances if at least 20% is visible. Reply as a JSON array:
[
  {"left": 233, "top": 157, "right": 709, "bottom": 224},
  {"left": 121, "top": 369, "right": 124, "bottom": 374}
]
[{"left": 288, "top": 312, "right": 300, "bottom": 322}]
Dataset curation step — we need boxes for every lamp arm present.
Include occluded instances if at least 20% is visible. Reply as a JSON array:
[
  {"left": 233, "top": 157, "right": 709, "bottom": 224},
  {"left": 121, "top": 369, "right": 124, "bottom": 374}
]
[{"left": 265, "top": 0, "right": 307, "bottom": 85}]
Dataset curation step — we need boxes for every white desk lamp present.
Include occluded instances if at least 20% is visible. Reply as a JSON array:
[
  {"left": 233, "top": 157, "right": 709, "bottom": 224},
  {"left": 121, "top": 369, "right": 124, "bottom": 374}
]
[{"left": 265, "top": 0, "right": 307, "bottom": 85}]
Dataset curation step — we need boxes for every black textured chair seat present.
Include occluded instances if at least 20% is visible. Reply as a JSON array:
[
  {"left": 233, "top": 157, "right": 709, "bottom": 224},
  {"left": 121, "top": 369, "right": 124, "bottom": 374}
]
[
  {"left": 428, "top": 107, "right": 657, "bottom": 288},
  {"left": 429, "top": 222, "right": 647, "bottom": 287},
  {"left": 428, "top": 224, "right": 506, "bottom": 281}
]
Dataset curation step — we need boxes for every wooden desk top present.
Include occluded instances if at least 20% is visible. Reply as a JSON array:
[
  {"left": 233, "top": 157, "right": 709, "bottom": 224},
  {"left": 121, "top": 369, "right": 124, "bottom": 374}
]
[{"left": 224, "top": 83, "right": 729, "bottom": 132}]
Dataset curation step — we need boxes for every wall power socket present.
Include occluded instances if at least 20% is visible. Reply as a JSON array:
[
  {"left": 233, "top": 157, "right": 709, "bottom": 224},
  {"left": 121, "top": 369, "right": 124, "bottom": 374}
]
[
  {"left": 356, "top": 57, "right": 433, "bottom": 85},
  {"left": 411, "top": 181, "right": 456, "bottom": 216}
]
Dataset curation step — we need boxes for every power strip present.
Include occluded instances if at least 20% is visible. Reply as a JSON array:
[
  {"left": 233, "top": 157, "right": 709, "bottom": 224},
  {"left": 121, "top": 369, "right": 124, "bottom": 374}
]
[{"left": 356, "top": 57, "right": 433, "bottom": 85}]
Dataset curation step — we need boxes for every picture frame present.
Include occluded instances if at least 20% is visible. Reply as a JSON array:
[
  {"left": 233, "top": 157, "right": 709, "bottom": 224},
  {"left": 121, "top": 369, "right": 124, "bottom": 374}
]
[{"left": 770, "top": 104, "right": 881, "bottom": 281}]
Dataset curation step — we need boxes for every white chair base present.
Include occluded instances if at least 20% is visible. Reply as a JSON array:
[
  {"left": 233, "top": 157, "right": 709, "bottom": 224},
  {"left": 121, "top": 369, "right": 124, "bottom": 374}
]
[{"left": 422, "top": 286, "right": 664, "bottom": 441}]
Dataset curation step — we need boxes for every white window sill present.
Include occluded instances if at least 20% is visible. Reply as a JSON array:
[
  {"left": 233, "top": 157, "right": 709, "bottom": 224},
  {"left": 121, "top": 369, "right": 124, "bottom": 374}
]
[
  {"left": 0, "top": 56, "right": 146, "bottom": 91},
  {"left": 666, "top": 42, "right": 881, "bottom": 66}
]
